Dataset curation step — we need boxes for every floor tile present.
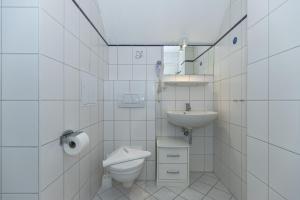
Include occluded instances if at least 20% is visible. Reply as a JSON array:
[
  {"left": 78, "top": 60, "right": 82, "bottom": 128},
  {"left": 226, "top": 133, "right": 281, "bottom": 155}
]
[
  {"left": 93, "top": 195, "right": 101, "bottom": 200},
  {"left": 189, "top": 172, "right": 203, "bottom": 183},
  {"left": 207, "top": 188, "right": 232, "bottom": 200},
  {"left": 198, "top": 174, "right": 218, "bottom": 186},
  {"left": 126, "top": 185, "right": 151, "bottom": 200},
  {"left": 180, "top": 188, "right": 205, "bottom": 200},
  {"left": 137, "top": 181, "right": 163, "bottom": 194},
  {"left": 146, "top": 196, "right": 158, "bottom": 200},
  {"left": 214, "top": 182, "right": 231, "bottom": 194},
  {"left": 99, "top": 188, "right": 123, "bottom": 200},
  {"left": 190, "top": 181, "right": 212, "bottom": 195},
  {"left": 174, "top": 196, "right": 186, "bottom": 200},
  {"left": 153, "top": 188, "right": 177, "bottom": 200},
  {"left": 166, "top": 186, "right": 187, "bottom": 195}
]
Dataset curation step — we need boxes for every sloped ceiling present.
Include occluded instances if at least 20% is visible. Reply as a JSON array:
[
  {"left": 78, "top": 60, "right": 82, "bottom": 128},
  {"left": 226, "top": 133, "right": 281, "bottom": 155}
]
[{"left": 97, "top": 0, "right": 230, "bottom": 45}]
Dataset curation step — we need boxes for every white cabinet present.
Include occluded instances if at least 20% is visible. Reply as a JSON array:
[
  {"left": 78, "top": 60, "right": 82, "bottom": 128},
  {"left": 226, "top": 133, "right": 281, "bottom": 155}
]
[{"left": 156, "top": 137, "right": 190, "bottom": 187}]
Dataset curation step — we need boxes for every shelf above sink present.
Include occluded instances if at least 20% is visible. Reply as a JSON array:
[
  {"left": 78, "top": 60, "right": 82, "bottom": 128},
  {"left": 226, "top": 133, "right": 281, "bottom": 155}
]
[{"left": 163, "top": 80, "right": 209, "bottom": 86}]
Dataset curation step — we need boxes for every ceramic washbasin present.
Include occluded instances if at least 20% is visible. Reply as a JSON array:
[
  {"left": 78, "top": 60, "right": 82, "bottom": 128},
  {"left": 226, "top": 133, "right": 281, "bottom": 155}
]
[{"left": 166, "top": 111, "right": 218, "bottom": 128}]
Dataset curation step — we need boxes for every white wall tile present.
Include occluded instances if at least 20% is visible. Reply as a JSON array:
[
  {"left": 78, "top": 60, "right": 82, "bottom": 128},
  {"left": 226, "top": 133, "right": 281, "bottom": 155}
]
[
  {"left": 190, "top": 86, "right": 204, "bottom": 101},
  {"left": 39, "top": 56, "right": 64, "bottom": 100},
  {"left": 131, "top": 107, "right": 147, "bottom": 120},
  {"left": 247, "top": 0, "right": 268, "bottom": 27},
  {"left": 2, "top": 147, "right": 38, "bottom": 193},
  {"left": 229, "top": 124, "right": 242, "bottom": 152},
  {"left": 269, "top": 1, "right": 300, "bottom": 55},
  {"left": 79, "top": 105, "right": 90, "bottom": 129},
  {"left": 104, "top": 101, "right": 114, "bottom": 120},
  {"left": 64, "top": 101, "right": 80, "bottom": 130},
  {"left": 147, "top": 101, "right": 155, "bottom": 120},
  {"left": 175, "top": 87, "right": 189, "bottom": 101},
  {"left": 269, "top": 101, "right": 300, "bottom": 153},
  {"left": 147, "top": 121, "right": 156, "bottom": 141},
  {"left": 2, "top": 194, "right": 38, "bottom": 200},
  {"left": 2, "top": 101, "right": 38, "bottom": 146},
  {"left": 118, "top": 65, "right": 132, "bottom": 80},
  {"left": 39, "top": 0, "right": 64, "bottom": 25},
  {"left": 114, "top": 104, "right": 130, "bottom": 120},
  {"left": 2, "top": 0, "right": 38, "bottom": 7},
  {"left": 269, "top": 47, "right": 300, "bottom": 100},
  {"left": 64, "top": 0, "right": 79, "bottom": 37},
  {"left": 64, "top": 30, "right": 80, "bottom": 68},
  {"left": 2, "top": 54, "right": 38, "bottom": 100},
  {"left": 64, "top": 164, "right": 80, "bottom": 200},
  {"left": 247, "top": 101, "right": 268, "bottom": 142},
  {"left": 131, "top": 121, "right": 147, "bottom": 140},
  {"left": 133, "top": 65, "right": 147, "bottom": 80},
  {"left": 104, "top": 81, "right": 114, "bottom": 100},
  {"left": 109, "top": 65, "right": 118, "bottom": 80},
  {"left": 114, "top": 81, "right": 129, "bottom": 100},
  {"left": 104, "top": 121, "right": 114, "bottom": 140},
  {"left": 146, "top": 65, "right": 157, "bottom": 80},
  {"left": 114, "top": 121, "right": 130, "bottom": 141},
  {"left": 247, "top": 137, "right": 268, "bottom": 183},
  {"left": 40, "top": 140, "right": 63, "bottom": 190},
  {"left": 39, "top": 10, "right": 63, "bottom": 61},
  {"left": 130, "top": 81, "right": 146, "bottom": 96},
  {"left": 40, "top": 177, "right": 63, "bottom": 200},
  {"left": 79, "top": 155, "right": 90, "bottom": 187},
  {"left": 109, "top": 47, "right": 118, "bottom": 64},
  {"left": 269, "top": 0, "right": 288, "bottom": 12},
  {"left": 247, "top": 59, "right": 268, "bottom": 100},
  {"left": 118, "top": 47, "right": 132, "bottom": 64},
  {"left": 39, "top": 101, "right": 63, "bottom": 145},
  {"left": 79, "top": 42, "right": 90, "bottom": 72},
  {"left": 64, "top": 65, "right": 80, "bottom": 100},
  {"left": 269, "top": 145, "right": 300, "bottom": 200},
  {"left": 247, "top": 173, "right": 268, "bottom": 200},
  {"left": 147, "top": 47, "right": 162, "bottom": 64},
  {"left": 133, "top": 47, "right": 147, "bottom": 64},
  {"left": 2, "top": 8, "right": 38, "bottom": 53},
  {"left": 248, "top": 18, "right": 268, "bottom": 64}
]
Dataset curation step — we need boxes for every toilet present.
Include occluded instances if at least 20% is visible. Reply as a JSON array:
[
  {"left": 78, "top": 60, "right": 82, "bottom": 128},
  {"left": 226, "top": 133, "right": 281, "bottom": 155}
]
[{"left": 103, "top": 146, "right": 151, "bottom": 188}]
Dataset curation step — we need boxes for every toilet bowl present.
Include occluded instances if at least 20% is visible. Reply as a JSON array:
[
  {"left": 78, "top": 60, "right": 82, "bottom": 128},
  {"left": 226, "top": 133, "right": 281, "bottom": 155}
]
[{"left": 103, "top": 146, "right": 151, "bottom": 188}]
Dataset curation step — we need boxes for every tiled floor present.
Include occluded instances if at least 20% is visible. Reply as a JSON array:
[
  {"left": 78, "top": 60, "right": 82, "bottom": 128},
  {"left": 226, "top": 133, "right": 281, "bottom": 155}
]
[{"left": 93, "top": 172, "right": 236, "bottom": 200}]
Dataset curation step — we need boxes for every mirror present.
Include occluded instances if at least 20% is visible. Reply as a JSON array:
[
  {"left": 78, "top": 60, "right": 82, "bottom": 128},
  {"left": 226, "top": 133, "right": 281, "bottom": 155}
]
[{"left": 163, "top": 45, "right": 214, "bottom": 75}]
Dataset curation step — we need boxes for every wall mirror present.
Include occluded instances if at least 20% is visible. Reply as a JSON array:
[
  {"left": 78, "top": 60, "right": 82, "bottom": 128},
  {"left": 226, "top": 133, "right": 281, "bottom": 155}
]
[{"left": 163, "top": 45, "right": 214, "bottom": 75}]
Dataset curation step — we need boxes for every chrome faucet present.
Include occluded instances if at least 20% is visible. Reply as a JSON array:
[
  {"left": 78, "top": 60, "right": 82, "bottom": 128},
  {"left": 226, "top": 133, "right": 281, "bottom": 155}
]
[{"left": 185, "top": 103, "right": 191, "bottom": 111}]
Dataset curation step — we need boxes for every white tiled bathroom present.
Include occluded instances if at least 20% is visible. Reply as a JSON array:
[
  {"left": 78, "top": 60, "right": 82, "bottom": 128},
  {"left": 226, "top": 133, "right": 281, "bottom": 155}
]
[{"left": 1, "top": 0, "right": 300, "bottom": 200}]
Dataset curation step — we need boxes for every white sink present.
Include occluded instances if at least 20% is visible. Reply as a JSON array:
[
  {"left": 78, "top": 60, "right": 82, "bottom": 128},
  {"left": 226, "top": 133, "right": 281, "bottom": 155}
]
[{"left": 167, "top": 111, "right": 218, "bottom": 128}]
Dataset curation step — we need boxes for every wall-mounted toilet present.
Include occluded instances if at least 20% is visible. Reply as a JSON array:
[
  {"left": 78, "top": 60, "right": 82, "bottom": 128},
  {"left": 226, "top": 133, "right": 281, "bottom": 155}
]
[{"left": 103, "top": 146, "right": 151, "bottom": 188}]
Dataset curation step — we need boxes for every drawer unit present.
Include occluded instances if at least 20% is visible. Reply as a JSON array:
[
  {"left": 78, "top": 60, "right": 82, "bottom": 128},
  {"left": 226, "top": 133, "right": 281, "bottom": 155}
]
[
  {"left": 158, "top": 148, "right": 187, "bottom": 163},
  {"left": 157, "top": 137, "right": 190, "bottom": 187},
  {"left": 158, "top": 164, "right": 188, "bottom": 180}
]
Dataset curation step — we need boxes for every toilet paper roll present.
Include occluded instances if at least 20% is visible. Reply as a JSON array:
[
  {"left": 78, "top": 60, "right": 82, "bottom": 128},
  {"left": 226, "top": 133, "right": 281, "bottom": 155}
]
[{"left": 63, "top": 132, "right": 89, "bottom": 156}]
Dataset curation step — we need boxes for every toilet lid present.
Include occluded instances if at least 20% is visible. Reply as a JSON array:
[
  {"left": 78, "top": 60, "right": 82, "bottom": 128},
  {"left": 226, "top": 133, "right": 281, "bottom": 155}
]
[{"left": 110, "top": 158, "right": 144, "bottom": 171}]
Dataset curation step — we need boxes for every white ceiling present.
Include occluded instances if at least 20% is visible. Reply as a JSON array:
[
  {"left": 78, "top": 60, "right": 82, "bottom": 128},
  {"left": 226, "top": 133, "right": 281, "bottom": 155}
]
[{"left": 97, "top": 0, "right": 230, "bottom": 45}]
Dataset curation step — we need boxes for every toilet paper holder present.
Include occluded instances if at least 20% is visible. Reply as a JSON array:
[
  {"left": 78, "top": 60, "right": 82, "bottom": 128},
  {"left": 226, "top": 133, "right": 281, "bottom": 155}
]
[{"left": 60, "top": 130, "right": 83, "bottom": 147}]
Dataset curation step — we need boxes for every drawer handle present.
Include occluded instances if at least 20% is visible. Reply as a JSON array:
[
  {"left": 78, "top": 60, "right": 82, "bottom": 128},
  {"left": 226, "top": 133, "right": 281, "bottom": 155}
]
[
  {"left": 167, "top": 170, "right": 180, "bottom": 174},
  {"left": 167, "top": 154, "right": 180, "bottom": 158}
]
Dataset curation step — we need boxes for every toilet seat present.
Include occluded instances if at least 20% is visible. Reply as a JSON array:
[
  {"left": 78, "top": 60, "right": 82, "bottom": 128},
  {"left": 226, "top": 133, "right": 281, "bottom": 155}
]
[
  {"left": 103, "top": 146, "right": 151, "bottom": 168},
  {"left": 110, "top": 158, "right": 144, "bottom": 172}
]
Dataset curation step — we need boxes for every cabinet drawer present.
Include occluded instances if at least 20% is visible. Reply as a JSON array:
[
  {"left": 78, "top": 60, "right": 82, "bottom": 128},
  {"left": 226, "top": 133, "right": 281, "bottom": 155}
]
[
  {"left": 158, "top": 148, "right": 187, "bottom": 163},
  {"left": 159, "top": 164, "right": 187, "bottom": 180}
]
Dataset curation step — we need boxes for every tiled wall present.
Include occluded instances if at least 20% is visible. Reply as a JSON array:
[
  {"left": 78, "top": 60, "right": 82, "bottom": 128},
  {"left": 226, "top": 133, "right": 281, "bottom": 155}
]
[
  {"left": 213, "top": 0, "right": 247, "bottom": 199},
  {"left": 104, "top": 46, "right": 161, "bottom": 180},
  {"left": 156, "top": 74, "right": 214, "bottom": 172},
  {"left": 247, "top": 0, "right": 300, "bottom": 199},
  {"left": 1, "top": 0, "right": 107, "bottom": 200}
]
